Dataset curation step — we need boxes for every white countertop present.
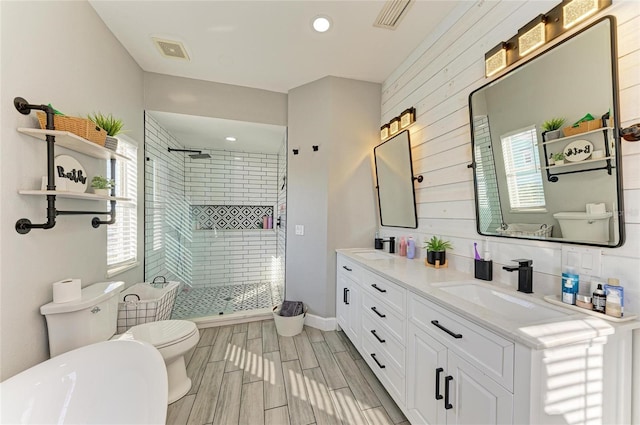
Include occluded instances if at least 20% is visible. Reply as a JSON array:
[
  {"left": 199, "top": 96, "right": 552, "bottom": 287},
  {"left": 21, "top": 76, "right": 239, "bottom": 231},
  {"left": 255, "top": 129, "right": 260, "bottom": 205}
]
[{"left": 336, "top": 248, "right": 637, "bottom": 350}]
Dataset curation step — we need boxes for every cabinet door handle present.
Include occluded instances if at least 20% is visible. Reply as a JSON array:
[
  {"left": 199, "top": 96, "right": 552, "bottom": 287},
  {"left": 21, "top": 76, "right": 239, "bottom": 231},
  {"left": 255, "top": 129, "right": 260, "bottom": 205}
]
[
  {"left": 444, "top": 375, "right": 453, "bottom": 410},
  {"left": 371, "top": 306, "right": 386, "bottom": 318},
  {"left": 435, "top": 367, "right": 444, "bottom": 400},
  {"left": 431, "top": 320, "right": 462, "bottom": 339},
  {"left": 343, "top": 265, "right": 352, "bottom": 272},
  {"left": 370, "top": 353, "right": 386, "bottom": 369},
  {"left": 345, "top": 288, "right": 350, "bottom": 305},
  {"left": 371, "top": 283, "right": 387, "bottom": 293},
  {"left": 371, "top": 329, "right": 386, "bottom": 343}
]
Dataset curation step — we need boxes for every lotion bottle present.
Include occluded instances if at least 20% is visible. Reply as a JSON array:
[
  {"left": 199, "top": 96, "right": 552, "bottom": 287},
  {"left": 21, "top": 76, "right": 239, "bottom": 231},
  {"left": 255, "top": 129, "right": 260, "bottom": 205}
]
[
  {"left": 399, "top": 237, "right": 407, "bottom": 256},
  {"left": 592, "top": 284, "right": 606, "bottom": 313},
  {"left": 561, "top": 266, "right": 579, "bottom": 305},
  {"left": 407, "top": 237, "right": 415, "bottom": 259}
]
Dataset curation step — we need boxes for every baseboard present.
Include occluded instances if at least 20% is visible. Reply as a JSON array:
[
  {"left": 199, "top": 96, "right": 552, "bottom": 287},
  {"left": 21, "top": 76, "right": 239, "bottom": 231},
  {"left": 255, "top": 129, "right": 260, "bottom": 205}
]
[{"left": 304, "top": 314, "right": 337, "bottom": 331}]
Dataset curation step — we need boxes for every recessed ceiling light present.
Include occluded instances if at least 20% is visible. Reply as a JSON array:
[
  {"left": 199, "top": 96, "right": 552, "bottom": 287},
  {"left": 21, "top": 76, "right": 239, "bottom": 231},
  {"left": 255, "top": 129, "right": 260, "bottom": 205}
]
[
  {"left": 225, "top": 136, "right": 236, "bottom": 142},
  {"left": 312, "top": 16, "right": 332, "bottom": 33}
]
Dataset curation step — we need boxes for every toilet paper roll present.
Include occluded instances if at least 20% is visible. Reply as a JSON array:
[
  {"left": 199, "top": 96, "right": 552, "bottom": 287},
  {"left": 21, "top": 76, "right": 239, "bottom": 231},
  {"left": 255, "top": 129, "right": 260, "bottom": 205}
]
[
  {"left": 586, "top": 203, "right": 607, "bottom": 214},
  {"left": 53, "top": 278, "right": 81, "bottom": 303}
]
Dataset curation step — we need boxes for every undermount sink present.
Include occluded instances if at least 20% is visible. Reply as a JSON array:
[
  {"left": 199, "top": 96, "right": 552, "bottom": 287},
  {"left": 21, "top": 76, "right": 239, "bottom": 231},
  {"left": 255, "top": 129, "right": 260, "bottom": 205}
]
[
  {"left": 436, "top": 281, "right": 568, "bottom": 323},
  {"left": 353, "top": 250, "right": 395, "bottom": 260},
  {"left": 0, "top": 339, "right": 168, "bottom": 424}
]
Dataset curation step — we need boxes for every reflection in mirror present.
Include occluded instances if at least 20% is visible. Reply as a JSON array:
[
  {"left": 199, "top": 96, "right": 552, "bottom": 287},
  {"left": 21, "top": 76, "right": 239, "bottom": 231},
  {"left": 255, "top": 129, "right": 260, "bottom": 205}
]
[
  {"left": 470, "top": 17, "right": 624, "bottom": 247},
  {"left": 374, "top": 130, "right": 418, "bottom": 228}
]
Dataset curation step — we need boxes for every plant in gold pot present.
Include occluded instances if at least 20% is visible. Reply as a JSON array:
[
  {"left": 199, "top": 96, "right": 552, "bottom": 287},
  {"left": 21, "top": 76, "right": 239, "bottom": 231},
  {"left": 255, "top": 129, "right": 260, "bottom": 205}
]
[{"left": 424, "top": 236, "right": 453, "bottom": 266}]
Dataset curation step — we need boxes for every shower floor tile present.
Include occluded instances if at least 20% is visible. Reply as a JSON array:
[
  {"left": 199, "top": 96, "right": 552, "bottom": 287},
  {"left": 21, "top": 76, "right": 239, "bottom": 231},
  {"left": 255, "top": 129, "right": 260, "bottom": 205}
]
[{"left": 171, "top": 281, "right": 283, "bottom": 319}]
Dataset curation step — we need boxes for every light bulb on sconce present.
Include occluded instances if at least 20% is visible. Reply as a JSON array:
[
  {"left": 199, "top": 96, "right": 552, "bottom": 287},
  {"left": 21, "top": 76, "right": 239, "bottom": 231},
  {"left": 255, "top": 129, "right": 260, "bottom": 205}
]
[
  {"left": 485, "top": 42, "right": 508, "bottom": 77},
  {"left": 518, "top": 14, "right": 546, "bottom": 57}
]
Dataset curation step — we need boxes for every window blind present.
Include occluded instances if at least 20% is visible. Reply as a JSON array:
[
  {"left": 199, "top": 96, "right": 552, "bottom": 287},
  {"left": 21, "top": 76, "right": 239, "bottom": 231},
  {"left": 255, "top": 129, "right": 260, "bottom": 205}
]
[
  {"left": 107, "top": 137, "right": 138, "bottom": 271},
  {"left": 500, "top": 126, "right": 546, "bottom": 210}
]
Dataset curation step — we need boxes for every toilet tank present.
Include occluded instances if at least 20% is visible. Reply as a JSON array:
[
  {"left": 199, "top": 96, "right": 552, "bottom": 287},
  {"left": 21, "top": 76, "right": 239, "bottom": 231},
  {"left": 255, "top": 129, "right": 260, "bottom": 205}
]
[
  {"left": 40, "top": 281, "right": 124, "bottom": 357},
  {"left": 553, "top": 212, "right": 613, "bottom": 242}
]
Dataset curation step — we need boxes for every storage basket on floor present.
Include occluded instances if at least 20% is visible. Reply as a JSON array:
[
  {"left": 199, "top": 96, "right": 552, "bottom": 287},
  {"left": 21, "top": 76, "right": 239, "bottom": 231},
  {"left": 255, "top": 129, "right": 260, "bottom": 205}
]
[
  {"left": 272, "top": 302, "right": 307, "bottom": 337},
  {"left": 117, "top": 280, "right": 180, "bottom": 333},
  {"left": 36, "top": 111, "right": 107, "bottom": 146}
]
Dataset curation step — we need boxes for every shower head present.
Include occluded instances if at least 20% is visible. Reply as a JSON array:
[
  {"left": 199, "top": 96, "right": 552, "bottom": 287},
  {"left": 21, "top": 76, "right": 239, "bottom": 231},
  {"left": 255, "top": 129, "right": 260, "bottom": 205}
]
[
  {"left": 189, "top": 153, "right": 211, "bottom": 159},
  {"left": 167, "top": 147, "right": 211, "bottom": 159}
]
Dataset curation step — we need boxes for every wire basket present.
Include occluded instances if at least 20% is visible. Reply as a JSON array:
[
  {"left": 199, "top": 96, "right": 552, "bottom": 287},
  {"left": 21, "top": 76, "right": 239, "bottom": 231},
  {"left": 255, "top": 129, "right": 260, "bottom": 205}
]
[
  {"left": 496, "top": 223, "right": 553, "bottom": 238},
  {"left": 36, "top": 111, "right": 107, "bottom": 146},
  {"left": 116, "top": 277, "right": 179, "bottom": 333}
]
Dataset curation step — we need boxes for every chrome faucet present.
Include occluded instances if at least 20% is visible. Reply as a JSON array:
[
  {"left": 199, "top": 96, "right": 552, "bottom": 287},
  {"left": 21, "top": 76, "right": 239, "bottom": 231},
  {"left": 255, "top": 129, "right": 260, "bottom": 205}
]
[{"left": 503, "top": 259, "right": 533, "bottom": 293}]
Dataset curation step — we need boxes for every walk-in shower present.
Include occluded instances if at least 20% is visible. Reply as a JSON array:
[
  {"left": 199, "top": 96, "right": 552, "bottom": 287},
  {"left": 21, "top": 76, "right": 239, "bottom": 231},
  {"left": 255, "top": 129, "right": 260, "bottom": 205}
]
[{"left": 144, "top": 111, "right": 287, "bottom": 320}]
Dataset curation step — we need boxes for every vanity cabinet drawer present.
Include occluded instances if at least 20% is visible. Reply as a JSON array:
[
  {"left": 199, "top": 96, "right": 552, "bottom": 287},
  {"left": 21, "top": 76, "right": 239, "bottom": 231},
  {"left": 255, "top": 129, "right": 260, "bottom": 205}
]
[
  {"left": 361, "top": 269, "right": 405, "bottom": 314},
  {"left": 361, "top": 332, "right": 405, "bottom": 404},
  {"left": 337, "top": 255, "right": 361, "bottom": 284},
  {"left": 362, "top": 311, "right": 405, "bottom": 371},
  {"left": 408, "top": 294, "right": 514, "bottom": 391},
  {"left": 362, "top": 292, "right": 405, "bottom": 343}
]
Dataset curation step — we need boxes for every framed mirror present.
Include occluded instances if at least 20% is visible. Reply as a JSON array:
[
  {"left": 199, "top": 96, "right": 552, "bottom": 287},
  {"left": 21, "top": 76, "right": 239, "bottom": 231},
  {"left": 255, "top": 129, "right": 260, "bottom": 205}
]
[
  {"left": 374, "top": 130, "right": 419, "bottom": 228},
  {"left": 469, "top": 16, "right": 624, "bottom": 247}
]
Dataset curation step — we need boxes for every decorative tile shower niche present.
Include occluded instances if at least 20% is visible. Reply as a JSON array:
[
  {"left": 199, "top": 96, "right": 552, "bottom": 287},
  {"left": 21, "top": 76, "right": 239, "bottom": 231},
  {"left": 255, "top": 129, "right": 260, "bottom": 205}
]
[{"left": 191, "top": 205, "right": 274, "bottom": 230}]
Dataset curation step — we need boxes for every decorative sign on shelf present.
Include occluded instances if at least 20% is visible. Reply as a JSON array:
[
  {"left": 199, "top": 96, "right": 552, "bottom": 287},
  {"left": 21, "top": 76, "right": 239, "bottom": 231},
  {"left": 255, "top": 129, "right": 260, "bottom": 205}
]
[
  {"left": 563, "top": 140, "right": 594, "bottom": 162},
  {"left": 54, "top": 155, "right": 87, "bottom": 192}
]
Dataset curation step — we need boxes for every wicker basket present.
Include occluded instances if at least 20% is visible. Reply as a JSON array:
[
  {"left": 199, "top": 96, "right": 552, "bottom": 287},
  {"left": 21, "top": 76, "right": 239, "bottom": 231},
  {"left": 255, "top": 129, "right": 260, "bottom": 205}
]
[{"left": 36, "top": 111, "right": 107, "bottom": 146}]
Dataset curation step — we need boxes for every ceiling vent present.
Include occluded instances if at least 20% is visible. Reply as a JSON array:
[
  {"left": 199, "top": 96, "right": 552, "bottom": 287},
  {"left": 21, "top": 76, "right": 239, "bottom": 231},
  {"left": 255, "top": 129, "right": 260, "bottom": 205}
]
[
  {"left": 152, "top": 37, "right": 190, "bottom": 61},
  {"left": 373, "top": 0, "right": 413, "bottom": 30}
]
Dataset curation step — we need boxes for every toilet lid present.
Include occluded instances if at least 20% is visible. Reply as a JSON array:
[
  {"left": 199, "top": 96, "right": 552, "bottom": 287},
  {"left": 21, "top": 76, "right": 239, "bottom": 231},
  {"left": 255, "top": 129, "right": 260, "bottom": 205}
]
[{"left": 127, "top": 320, "right": 198, "bottom": 349}]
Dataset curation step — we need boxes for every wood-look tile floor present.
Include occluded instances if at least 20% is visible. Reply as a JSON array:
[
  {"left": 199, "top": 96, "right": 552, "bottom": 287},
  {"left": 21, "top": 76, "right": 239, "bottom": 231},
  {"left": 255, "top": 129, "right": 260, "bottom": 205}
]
[{"left": 167, "top": 320, "right": 410, "bottom": 425}]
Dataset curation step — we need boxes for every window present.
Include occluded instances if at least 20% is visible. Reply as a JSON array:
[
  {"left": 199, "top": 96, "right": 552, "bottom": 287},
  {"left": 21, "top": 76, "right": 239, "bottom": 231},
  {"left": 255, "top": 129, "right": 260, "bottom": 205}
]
[
  {"left": 500, "top": 126, "right": 546, "bottom": 211},
  {"left": 107, "top": 136, "right": 138, "bottom": 275}
]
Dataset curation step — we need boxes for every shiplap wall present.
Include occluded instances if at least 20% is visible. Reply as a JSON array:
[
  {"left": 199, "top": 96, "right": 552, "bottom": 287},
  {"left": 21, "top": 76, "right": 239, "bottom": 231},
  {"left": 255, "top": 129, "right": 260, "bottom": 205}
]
[{"left": 379, "top": 1, "right": 640, "bottom": 311}]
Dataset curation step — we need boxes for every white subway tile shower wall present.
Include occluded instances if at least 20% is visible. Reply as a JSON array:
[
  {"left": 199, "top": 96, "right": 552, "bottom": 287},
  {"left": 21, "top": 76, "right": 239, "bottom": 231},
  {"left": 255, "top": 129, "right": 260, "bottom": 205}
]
[{"left": 275, "top": 139, "right": 287, "bottom": 299}]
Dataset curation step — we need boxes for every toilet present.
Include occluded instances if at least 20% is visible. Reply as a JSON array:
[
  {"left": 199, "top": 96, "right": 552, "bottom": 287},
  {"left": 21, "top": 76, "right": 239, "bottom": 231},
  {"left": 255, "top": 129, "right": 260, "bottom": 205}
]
[
  {"left": 40, "top": 281, "right": 199, "bottom": 404},
  {"left": 553, "top": 211, "right": 613, "bottom": 242}
]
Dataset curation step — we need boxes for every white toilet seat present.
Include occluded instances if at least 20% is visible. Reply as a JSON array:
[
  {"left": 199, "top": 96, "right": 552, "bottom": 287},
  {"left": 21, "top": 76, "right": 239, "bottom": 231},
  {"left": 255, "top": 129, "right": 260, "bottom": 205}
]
[{"left": 125, "top": 320, "right": 198, "bottom": 349}]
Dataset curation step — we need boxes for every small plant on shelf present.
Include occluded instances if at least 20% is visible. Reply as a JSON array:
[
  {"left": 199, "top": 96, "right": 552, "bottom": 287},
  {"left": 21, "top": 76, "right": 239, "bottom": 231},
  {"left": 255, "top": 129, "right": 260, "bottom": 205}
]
[
  {"left": 424, "top": 236, "right": 453, "bottom": 266},
  {"left": 542, "top": 117, "right": 566, "bottom": 140},
  {"left": 87, "top": 112, "right": 124, "bottom": 137},
  {"left": 552, "top": 152, "right": 565, "bottom": 165},
  {"left": 91, "top": 175, "right": 114, "bottom": 196},
  {"left": 542, "top": 117, "right": 566, "bottom": 132}
]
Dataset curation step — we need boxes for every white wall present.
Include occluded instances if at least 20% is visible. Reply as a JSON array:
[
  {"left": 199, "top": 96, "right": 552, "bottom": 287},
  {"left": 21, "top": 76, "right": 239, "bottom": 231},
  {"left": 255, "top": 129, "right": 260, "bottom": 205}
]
[
  {"left": 0, "top": 1, "right": 144, "bottom": 380},
  {"left": 287, "top": 76, "right": 380, "bottom": 317}
]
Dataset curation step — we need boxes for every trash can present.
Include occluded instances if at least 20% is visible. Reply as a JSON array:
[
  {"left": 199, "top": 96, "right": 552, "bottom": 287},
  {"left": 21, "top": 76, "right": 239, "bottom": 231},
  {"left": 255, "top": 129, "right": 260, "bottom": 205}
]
[{"left": 272, "top": 301, "right": 307, "bottom": 337}]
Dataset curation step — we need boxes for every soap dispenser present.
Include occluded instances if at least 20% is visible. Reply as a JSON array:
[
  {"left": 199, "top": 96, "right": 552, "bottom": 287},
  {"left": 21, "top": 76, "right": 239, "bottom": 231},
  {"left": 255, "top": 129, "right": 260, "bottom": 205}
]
[
  {"left": 399, "top": 237, "right": 407, "bottom": 256},
  {"left": 406, "top": 237, "right": 415, "bottom": 259}
]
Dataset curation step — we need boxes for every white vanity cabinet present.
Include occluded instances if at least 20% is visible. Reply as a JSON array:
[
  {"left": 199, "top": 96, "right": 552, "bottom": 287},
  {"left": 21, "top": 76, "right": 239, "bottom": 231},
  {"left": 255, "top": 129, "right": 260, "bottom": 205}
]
[
  {"left": 335, "top": 251, "right": 635, "bottom": 425},
  {"left": 406, "top": 294, "right": 513, "bottom": 425},
  {"left": 336, "top": 256, "right": 361, "bottom": 344}
]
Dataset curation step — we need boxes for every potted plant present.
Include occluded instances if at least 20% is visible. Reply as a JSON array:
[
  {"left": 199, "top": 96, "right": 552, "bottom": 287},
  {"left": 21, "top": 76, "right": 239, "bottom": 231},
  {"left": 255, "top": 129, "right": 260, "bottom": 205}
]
[
  {"left": 542, "top": 117, "right": 566, "bottom": 141},
  {"left": 88, "top": 112, "right": 124, "bottom": 151},
  {"left": 91, "top": 175, "right": 114, "bottom": 197},
  {"left": 553, "top": 152, "right": 565, "bottom": 165},
  {"left": 548, "top": 153, "right": 555, "bottom": 166},
  {"left": 424, "top": 236, "right": 453, "bottom": 266}
]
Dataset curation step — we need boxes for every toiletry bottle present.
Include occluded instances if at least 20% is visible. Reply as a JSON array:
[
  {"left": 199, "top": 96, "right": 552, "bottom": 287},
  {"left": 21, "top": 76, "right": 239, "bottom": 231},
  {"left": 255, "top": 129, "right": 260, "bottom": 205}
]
[
  {"left": 604, "top": 278, "right": 623, "bottom": 318},
  {"left": 399, "top": 237, "right": 407, "bottom": 256},
  {"left": 267, "top": 215, "right": 273, "bottom": 229},
  {"left": 483, "top": 237, "right": 491, "bottom": 261},
  {"left": 561, "top": 266, "right": 579, "bottom": 305},
  {"left": 576, "top": 294, "right": 593, "bottom": 310},
  {"left": 407, "top": 237, "right": 415, "bottom": 259},
  {"left": 263, "top": 216, "right": 269, "bottom": 229},
  {"left": 592, "top": 284, "right": 606, "bottom": 313}
]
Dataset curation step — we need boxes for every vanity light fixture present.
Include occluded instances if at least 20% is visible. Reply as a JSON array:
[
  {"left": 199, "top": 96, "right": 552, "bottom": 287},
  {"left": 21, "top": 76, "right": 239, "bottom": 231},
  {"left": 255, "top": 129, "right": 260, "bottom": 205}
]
[
  {"left": 380, "top": 107, "right": 416, "bottom": 141},
  {"left": 380, "top": 124, "right": 390, "bottom": 141},
  {"left": 400, "top": 107, "right": 416, "bottom": 129},
  {"left": 389, "top": 117, "right": 401, "bottom": 136},
  {"left": 483, "top": 0, "right": 611, "bottom": 77},
  {"left": 485, "top": 42, "right": 508, "bottom": 77},
  {"left": 563, "top": 0, "right": 603, "bottom": 29},
  {"left": 518, "top": 15, "right": 547, "bottom": 57}
]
